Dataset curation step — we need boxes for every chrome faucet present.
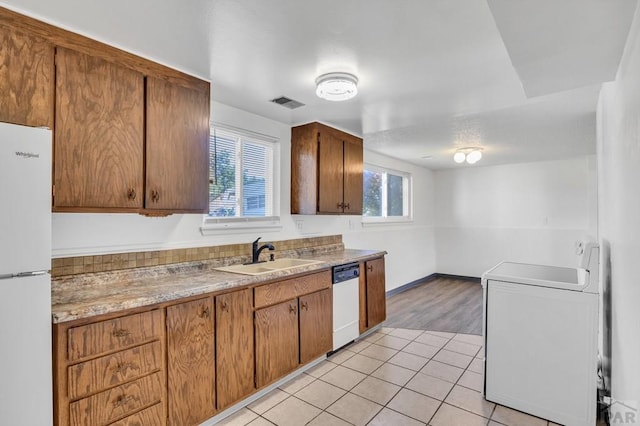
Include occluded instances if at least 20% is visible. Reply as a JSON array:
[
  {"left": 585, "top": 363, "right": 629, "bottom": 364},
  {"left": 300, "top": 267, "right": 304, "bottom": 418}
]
[{"left": 251, "top": 237, "right": 275, "bottom": 264}]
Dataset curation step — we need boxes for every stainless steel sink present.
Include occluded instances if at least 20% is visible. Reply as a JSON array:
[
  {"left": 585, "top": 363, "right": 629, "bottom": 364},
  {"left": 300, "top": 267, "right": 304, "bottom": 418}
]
[{"left": 215, "top": 258, "right": 324, "bottom": 275}]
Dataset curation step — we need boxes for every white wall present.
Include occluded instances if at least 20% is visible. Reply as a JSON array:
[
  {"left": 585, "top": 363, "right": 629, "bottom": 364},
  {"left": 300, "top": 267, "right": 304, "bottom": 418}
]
[
  {"left": 52, "top": 101, "right": 437, "bottom": 292},
  {"left": 434, "top": 157, "right": 597, "bottom": 277},
  {"left": 597, "top": 1, "right": 640, "bottom": 409}
]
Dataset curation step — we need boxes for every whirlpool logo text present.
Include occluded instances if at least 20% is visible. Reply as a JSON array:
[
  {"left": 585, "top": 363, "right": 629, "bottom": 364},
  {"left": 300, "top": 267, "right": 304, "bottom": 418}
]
[{"left": 15, "top": 151, "right": 40, "bottom": 159}]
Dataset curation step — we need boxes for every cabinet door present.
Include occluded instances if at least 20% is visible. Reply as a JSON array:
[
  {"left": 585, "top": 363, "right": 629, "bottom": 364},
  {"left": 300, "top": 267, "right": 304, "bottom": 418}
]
[
  {"left": 343, "top": 139, "right": 363, "bottom": 214},
  {"left": 146, "top": 77, "right": 209, "bottom": 212},
  {"left": 54, "top": 47, "right": 144, "bottom": 209},
  {"left": 216, "top": 289, "right": 254, "bottom": 410},
  {"left": 299, "top": 289, "right": 333, "bottom": 364},
  {"left": 166, "top": 297, "right": 215, "bottom": 425},
  {"left": 359, "top": 262, "right": 368, "bottom": 333},
  {"left": 366, "top": 258, "right": 387, "bottom": 328},
  {"left": 0, "top": 26, "right": 53, "bottom": 128},
  {"left": 255, "top": 300, "right": 299, "bottom": 388},
  {"left": 317, "top": 131, "right": 345, "bottom": 213}
]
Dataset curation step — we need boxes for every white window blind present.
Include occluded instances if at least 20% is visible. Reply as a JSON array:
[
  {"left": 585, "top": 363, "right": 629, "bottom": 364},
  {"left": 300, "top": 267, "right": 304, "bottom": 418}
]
[{"left": 208, "top": 126, "right": 276, "bottom": 219}]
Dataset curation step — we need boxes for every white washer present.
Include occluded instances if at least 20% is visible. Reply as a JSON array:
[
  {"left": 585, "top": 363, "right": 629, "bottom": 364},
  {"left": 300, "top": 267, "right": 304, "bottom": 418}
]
[{"left": 482, "top": 243, "right": 600, "bottom": 426}]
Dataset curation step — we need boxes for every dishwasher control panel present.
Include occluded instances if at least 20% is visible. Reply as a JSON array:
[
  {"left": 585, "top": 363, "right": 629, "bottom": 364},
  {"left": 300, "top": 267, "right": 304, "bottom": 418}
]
[{"left": 332, "top": 262, "right": 360, "bottom": 284}]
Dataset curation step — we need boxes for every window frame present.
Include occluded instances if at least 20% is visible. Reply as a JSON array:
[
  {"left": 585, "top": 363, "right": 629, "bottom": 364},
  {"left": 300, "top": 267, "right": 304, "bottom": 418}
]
[
  {"left": 201, "top": 123, "right": 281, "bottom": 234},
  {"left": 361, "top": 163, "right": 413, "bottom": 224}
]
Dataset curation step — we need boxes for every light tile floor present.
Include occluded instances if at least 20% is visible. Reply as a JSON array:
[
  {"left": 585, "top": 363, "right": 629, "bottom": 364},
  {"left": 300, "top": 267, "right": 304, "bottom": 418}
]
[{"left": 218, "top": 328, "right": 564, "bottom": 426}]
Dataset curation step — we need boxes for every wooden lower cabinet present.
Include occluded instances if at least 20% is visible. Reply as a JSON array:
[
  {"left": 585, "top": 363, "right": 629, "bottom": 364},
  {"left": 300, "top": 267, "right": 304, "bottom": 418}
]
[
  {"left": 216, "top": 289, "right": 255, "bottom": 410},
  {"left": 359, "top": 257, "right": 387, "bottom": 333},
  {"left": 53, "top": 308, "right": 166, "bottom": 426},
  {"left": 69, "top": 373, "right": 163, "bottom": 426},
  {"left": 166, "top": 297, "right": 215, "bottom": 425},
  {"left": 53, "top": 270, "right": 339, "bottom": 426},
  {"left": 255, "top": 300, "right": 300, "bottom": 388},
  {"left": 299, "top": 289, "right": 333, "bottom": 364}
]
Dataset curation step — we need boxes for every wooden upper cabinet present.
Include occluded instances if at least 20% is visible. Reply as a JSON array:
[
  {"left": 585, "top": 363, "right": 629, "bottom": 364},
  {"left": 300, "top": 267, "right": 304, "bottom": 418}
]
[
  {"left": 216, "top": 289, "right": 255, "bottom": 410},
  {"left": 146, "top": 77, "right": 210, "bottom": 213},
  {"left": 343, "top": 138, "right": 364, "bottom": 214},
  {"left": 299, "top": 289, "right": 332, "bottom": 364},
  {"left": 318, "top": 131, "right": 345, "bottom": 213},
  {"left": 166, "top": 297, "right": 216, "bottom": 425},
  {"left": 0, "top": 26, "right": 53, "bottom": 128},
  {"left": 291, "top": 122, "right": 363, "bottom": 215},
  {"left": 54, "top": 47, "right": 144, "bottom": 210}
]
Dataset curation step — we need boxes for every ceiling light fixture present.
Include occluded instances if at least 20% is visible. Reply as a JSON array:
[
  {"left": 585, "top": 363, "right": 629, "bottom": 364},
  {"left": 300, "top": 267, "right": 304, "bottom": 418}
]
[
  {"left": 315, "top": 72, "right": 358, "bottom": 101},
  {"left": 454, "top": 147, "right": 483, "bottom": 164}
]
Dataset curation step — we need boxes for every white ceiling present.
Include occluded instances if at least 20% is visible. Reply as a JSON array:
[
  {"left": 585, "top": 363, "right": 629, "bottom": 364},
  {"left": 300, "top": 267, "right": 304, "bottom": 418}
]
[{"left": 2, "top": 0, "right": 637, "bottom": 169}]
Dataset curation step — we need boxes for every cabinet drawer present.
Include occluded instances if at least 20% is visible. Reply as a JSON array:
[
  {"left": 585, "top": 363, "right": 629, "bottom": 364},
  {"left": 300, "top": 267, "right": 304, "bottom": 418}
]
[
  {"left": 69, "top": 372, "right": 162, "bottom": 426},
  {"left": 254, "top": 271, "right": 331, "bottom": 308},
  {"left": 68, "top": 341, "right": 162, "bottom": 400},
  {"left": 108, "top": 403, "right": 163, "bottom": 426},
  {"left": 68, "top": 310, "right": 162, "bottom": 362}
]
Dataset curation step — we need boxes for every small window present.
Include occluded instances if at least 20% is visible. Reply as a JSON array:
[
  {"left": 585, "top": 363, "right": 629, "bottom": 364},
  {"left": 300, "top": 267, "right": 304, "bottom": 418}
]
[
  {"left": 363, "top": 165, "right": 411, "bottom": 222},
  {"left": 206, "top": 126, "right": 277, "bottom": 221}
]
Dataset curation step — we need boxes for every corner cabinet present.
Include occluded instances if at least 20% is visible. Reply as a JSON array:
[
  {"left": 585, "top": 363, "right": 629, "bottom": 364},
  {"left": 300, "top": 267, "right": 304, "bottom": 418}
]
[
  {"left": 359, "top": 257, "right": 387, "bottom": 333},
  {"left": 291, "top": 122, "right": 363, "bottom": 215}
]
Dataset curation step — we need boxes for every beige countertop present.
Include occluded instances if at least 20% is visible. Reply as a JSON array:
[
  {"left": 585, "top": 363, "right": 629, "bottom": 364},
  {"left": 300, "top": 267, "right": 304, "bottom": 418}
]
[{"left": 51, "top": 248, "right": 386, "bottom": 323}]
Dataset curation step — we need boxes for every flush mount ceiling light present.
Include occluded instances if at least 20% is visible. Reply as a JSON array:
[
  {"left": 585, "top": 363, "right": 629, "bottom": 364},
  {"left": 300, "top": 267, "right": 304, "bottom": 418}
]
[
  {"left": 454, "top": 147, "right": 483, "bottom": 164},
  {"left": 315, "top": 72, "right": 358, "bottom": 101}
]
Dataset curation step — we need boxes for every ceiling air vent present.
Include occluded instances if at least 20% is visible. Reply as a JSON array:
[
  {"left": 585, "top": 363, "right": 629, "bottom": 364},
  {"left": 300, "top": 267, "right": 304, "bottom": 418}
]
[{"left": 270, "top": 96, "right": 305, "bottom": 110}]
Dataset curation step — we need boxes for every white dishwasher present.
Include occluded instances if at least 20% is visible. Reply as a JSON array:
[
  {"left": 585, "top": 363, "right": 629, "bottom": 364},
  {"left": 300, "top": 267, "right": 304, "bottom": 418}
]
[{"left": 332, "top": 262, "right": 360, "bottom": 351}]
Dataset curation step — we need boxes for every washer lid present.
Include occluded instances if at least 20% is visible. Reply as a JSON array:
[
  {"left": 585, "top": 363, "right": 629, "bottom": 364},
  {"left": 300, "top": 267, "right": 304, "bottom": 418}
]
[{"left": 482, "top": 262, "right": 589, "bottom": 291}]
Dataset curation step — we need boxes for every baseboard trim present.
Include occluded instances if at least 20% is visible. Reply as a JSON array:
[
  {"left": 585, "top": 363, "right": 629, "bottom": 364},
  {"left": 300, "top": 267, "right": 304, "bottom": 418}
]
[
  {"left": 436, "top": 273, "right": 481, "bottom": 283},
  {"left": 386, "top": 273, "right": 480, "bottom": 297},
  {"left": 386, "top": 273, "right": 438, "bottom": 297}
]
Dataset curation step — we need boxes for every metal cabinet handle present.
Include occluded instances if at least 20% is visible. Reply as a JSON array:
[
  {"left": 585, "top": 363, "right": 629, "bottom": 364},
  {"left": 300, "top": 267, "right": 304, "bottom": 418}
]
[
  {"left": 367, "top": 265, "right": 373, "bottom": 272},
  {"left": 301, "top": 301, "right": 308, "bottom": 311},
  {"left": 112, "top": 329, "right": 131, "bottom": 338},
  {"left": 289, "top": 304, "right": 297, "bottom": 315},
  {"left": 151, "top": 190, "right": 160, "bottom": 202},
  {"left": 127, "top": 188, "right": 136, "bottom": 200},
  {"left": 336, "top": 202, "right": 344, "bottom": 209},
  {"left": 344, "top": 202, "right": 350, "bottom": 210},
  {"left": 220, "top": 301, "right": 228, "bottom": 312}
]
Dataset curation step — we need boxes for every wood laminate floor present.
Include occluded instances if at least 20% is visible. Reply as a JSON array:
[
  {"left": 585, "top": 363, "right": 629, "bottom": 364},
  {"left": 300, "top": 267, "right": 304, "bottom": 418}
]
[{"left": 384, "top": 276, "right": 483, "bottom": 335}]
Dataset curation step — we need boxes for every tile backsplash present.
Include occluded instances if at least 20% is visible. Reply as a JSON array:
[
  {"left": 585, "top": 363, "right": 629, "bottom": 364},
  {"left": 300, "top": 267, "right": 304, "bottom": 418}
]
[{"left": 51, "top": 235, "right": 343, "bottom": 277}]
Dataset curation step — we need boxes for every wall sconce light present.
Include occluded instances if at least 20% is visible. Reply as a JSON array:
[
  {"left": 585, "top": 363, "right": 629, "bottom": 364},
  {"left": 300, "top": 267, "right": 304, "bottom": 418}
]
[{"left": 454, "top": 147, "right": 483, "bottom": 164}]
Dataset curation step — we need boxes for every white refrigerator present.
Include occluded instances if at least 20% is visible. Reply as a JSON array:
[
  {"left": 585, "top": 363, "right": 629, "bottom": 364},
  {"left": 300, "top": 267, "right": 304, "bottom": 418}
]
[{"left": 0, "top": 122, "right": 53, "bottom": 425}]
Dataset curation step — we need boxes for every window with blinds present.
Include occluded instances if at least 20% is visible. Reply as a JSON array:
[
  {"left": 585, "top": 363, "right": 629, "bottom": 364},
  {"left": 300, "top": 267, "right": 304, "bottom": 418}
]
[{"left": 208, "top": 126, "right": 276, "bottom": 219}]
